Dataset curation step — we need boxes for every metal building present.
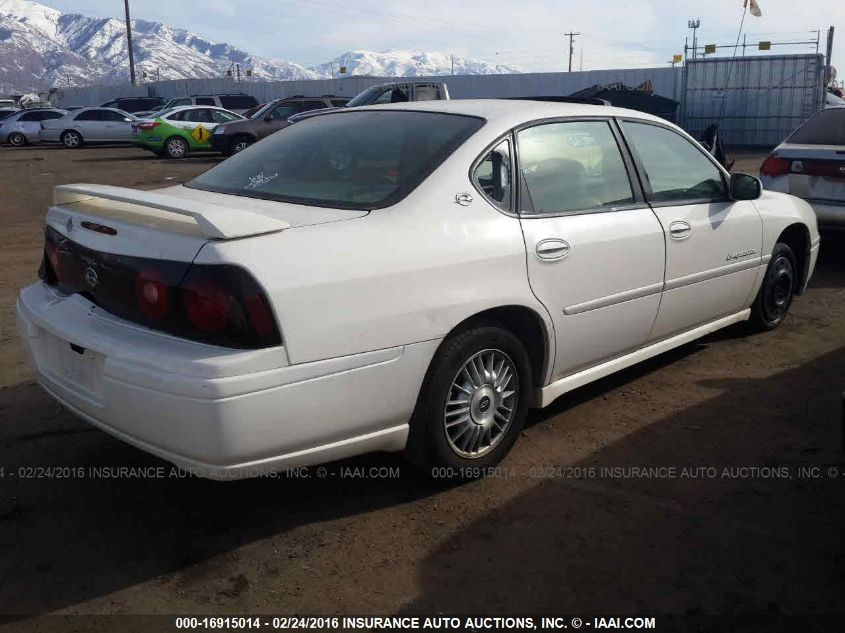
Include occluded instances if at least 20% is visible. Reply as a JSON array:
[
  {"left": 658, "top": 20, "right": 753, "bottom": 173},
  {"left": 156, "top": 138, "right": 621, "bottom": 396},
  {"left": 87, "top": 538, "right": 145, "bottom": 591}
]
[{"left": 679, "top": 54, "right": 826, "bottom": 147}]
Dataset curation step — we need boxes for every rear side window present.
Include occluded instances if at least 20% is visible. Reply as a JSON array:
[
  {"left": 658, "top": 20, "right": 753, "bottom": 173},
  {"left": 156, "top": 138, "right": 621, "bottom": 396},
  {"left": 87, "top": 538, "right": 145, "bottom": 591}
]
[
  {"left": 269, "top": 102, "right": 303, "bottom": 120},
  {"left": 219, "top": 95, "right": 258, "bottom": 110},
  {"left": 331, "top": 99, "right": 349, "bottom": 107},
  {"left": 211, "top": 109, "right": 240, "bottom": 123},
  {"left": 622, "top": 121, "right": 727, "bottom": 203},
  {"left": 787, "top": 108, "right": 845, "bottom": 145},
  {"left": 517, "top": 121, "right": 634, "bottom": 215},
  {"left": 183, "top": 109, "right": 214, "bottom": 123},
  {"left": 75, "top": 110, "right": 103, "bottom": 121},
  {"left": 188, "top": 111, "right": 484, "bottom": 209},
  {"left": 195, "top": 97, "right": 216, "bottom": 106},
  {"left": 20, "top": 112, "right": 45, "bottom": 122},
  {"left": 474, "top": 139, "right": 512, "bottom": 211},
  {"left": 301, "top": 100, "right": 328, "bottom": 112},
  {"left": 172, "top": 98, "right": 192, "bottom": 107}
]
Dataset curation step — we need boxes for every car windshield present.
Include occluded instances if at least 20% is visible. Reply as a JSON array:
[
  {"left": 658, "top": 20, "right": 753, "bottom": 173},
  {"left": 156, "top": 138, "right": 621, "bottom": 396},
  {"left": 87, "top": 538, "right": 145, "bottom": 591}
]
[
  {"left": 786, "top": 108, "right": 845, "bottom": 145},
  {"left": 346, "top": 86, "right": 391, "bottom": 107},
  {"left": 187, "top": 110, "right": 484, "bottom": 209}
]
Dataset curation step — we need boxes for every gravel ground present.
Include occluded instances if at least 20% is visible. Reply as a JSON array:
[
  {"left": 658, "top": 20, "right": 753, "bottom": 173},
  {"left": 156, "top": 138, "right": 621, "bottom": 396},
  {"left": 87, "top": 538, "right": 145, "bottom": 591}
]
[{"left": 0, "top": 145, "right": 843, "bottom": 630}]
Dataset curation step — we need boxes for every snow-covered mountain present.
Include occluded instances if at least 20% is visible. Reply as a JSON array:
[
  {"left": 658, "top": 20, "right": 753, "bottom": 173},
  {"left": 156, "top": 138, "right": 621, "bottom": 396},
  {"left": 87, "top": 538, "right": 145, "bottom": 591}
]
[
  {"left": 313, "top": 49, "right": 518, "bottom": 78},
  {"left": 0, "top": 0, "right": 518, "bottom": 93}
]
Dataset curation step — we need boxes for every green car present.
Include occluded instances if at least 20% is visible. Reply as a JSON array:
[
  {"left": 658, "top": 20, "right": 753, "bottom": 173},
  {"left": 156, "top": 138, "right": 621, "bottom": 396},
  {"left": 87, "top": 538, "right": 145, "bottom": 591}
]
[{"left": 133, "top": 106, "right": 244, "bottom": 158}]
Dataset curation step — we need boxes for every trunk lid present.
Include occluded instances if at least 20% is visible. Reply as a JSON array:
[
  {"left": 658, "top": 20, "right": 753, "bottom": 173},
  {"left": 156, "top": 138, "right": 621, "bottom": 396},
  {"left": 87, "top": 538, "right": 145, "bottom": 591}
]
[{"left": 774, "top": 143, "right": 845, "bottom": 203}]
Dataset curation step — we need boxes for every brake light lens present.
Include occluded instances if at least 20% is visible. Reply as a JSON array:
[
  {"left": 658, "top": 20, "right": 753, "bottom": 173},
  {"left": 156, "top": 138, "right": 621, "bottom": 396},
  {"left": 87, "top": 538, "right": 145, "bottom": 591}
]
[
  {"left": 760, "top": 155, "right": 790, "bottom": 178},
  {"left": 134, "top": 267, "right": 169, "bottom": 320},
  {"left": 40, "top": 226, "right": 281, "bottom": 349},
  {"left": 137, "top": 121, "right": 161, "bottom": 131},
  {"left": 183, "top": 279, "right": 232, "bottom": 332}
]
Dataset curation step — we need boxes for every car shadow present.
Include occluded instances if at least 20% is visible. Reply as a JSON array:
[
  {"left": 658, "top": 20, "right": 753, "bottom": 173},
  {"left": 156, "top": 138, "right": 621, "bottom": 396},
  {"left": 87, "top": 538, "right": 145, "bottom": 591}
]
[{"left": 400, "top": 347, "right": 845, "bottom": 616}]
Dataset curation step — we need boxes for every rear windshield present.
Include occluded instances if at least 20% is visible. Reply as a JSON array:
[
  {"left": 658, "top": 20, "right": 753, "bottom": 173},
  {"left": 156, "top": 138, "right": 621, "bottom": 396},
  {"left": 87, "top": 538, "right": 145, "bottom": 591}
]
[
  {"left": 187, "top": 110, "right": 484, "bottom": 209},
  {"left": 787, "top": 108, "right": 845, "bottom": 145}
]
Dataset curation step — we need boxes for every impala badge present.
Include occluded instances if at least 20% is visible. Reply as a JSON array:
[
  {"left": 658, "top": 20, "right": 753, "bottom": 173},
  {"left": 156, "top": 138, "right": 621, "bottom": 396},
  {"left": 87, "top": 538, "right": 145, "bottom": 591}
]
[{"left": 726, "top": 249, "right": 757, "bottom": 261}]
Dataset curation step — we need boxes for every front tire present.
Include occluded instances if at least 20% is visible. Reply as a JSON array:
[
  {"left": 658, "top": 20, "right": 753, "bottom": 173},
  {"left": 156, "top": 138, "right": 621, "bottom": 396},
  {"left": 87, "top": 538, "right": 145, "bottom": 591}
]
[
  {"left": 748, "top": 242, "right": 797, "bottom": 331},
  {"left": 229, "top": 135, "right": 253, "bottom": 155},
  {"left": 164, "top": 136, "right": 188, "bottom": 159},
  {"left": 61, "top": 130, "right": 82, "bottom": 149},
  {"left": 406, "top": 323, "right": 531, "bottom": 475},
  {"left": 8, "top": 132, "right": 26, "bottom": 147}
]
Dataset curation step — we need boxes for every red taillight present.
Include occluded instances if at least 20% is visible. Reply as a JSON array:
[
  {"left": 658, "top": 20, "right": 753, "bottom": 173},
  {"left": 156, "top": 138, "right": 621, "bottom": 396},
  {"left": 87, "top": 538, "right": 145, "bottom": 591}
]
[
  {"left": 137, "top": 121, "right": 161, "bottom": 131},
  {"left": 183, "top": 279, "right": 232, "bottom": 332},
  {"left": 760, "top": 155, "right": 790, "bottom": 178},
  {"left": 245, "top": 294, "right": 275, "bottom": 337},
  {"left": 45, "top": 241, "right": 62, "bottom": 282},
  {"left": 134, "top": 267, "right": 169, "bottom": 320}
]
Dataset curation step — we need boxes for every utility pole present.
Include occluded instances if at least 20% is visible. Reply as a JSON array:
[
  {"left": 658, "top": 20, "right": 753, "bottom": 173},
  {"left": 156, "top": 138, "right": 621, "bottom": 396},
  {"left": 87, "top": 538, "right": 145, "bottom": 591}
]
[
  {"left": 825, "top": 26, "right": 835, "bottom": 87},
  {"left": 565, "top": 32, "right": 580, "bottom": 72},
  {"left": 124, "top": 0, "right": 136, "bottom": 85}
]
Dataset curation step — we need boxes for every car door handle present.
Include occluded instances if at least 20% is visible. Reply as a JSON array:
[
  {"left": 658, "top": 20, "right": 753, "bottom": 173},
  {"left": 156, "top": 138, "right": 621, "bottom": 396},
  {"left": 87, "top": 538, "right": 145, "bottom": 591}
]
[
  {"left": 535, "top": 239, "right": 571, "bottom": 261},
  {"left": 668, "top": 221, "right": 692, "bottom": 240}
]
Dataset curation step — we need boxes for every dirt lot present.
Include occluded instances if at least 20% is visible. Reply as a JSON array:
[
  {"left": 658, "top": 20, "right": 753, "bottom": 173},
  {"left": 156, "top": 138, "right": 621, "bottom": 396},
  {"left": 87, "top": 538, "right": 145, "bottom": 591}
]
[{"left": 0, "top": 146, "right": 843, "bottom": 629}]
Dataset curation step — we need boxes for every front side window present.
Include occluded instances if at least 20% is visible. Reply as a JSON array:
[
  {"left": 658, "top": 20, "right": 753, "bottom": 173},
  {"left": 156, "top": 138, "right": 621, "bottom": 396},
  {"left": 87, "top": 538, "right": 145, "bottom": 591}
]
[
  {"left": 517, "top": 120, "right": 634, "bottom": 215},
  {"left": 473, "top": 139, "right": 512, "bottom": 211},
  {"left": 172, "top": 98, "right": 192, "bottom": 107},
  {"left": 211, "top": 109, "right": 241, "bottom": 123},
  {"left": 187, "top": 111, "right": 484, "bottom": 209},
  {"left": 42, "top": 111, "right": 64, "bottom": 120},
  {"left": 269, "top": 103, "right": 302, "bottom": 120},
  {"left": 302, "top": 100, "right": 328, "bottom": 112},
  {"left": 623, "top": 121, "right": 727, "bottom": 203},
  {"left": 195, "top": 97, "right": 215, "bottom": 106}
]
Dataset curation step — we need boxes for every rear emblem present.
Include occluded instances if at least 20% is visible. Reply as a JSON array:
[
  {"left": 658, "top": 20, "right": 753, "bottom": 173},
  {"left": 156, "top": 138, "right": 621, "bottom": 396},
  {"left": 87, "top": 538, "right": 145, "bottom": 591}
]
[
  {"left": 455, "top": 192, "right": 473, "bottom": 206},
  {"left": 84, "top": 267, "right": 99, "bottom": 288}
]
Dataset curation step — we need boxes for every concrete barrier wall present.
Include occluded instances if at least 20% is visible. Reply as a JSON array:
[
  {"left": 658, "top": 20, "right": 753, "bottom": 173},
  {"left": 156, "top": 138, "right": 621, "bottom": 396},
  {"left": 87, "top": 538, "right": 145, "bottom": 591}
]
[{"left": 51, "top": 67, "right": 682, "bottom": 108}]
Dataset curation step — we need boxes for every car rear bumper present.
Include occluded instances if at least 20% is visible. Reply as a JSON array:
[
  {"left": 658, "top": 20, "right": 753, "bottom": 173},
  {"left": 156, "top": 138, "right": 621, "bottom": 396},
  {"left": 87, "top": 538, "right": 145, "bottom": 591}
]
[
  {"left": 38, "top": 130, "right": 62, "bottom": 143},
  {"left": 17, "top": 282, "right": 437, "bottom": 479},
  {"left": 807, "top": 200, "right": 845, "bottom": 229}
]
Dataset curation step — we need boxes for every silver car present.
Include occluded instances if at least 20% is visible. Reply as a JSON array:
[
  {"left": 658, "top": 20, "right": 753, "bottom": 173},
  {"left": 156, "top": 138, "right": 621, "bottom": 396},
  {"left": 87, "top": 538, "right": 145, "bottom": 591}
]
[
  {"left": 39, "top": 107, "right": 137, "bottom": 148},
  {"left": 760, "top": 106, "right": 845, "bottom": 229},
  {"left": 0, "top": 108, "right": 67, "bottom": 146}
]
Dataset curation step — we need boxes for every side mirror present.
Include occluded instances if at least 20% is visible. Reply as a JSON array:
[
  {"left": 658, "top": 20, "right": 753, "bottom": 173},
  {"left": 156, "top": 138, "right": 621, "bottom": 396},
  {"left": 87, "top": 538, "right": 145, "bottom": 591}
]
[{"left": 730, "top": 173, "right": 762, "bottom": 201}]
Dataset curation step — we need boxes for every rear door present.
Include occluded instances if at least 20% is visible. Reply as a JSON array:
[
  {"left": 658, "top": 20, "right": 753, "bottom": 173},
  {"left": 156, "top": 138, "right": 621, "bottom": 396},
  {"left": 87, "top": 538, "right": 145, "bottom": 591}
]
[
  {"left": 16, "top": 110, "right": 45, "bottom": 138},
  {"left": 514, "top": 118, "right": 666, "bottom": 380},
  {"left": 619, "top": 119, "right": 763, "bottom": 341},
  {"left": 101, "top": 109, "right": 133, "bottom": 141}
]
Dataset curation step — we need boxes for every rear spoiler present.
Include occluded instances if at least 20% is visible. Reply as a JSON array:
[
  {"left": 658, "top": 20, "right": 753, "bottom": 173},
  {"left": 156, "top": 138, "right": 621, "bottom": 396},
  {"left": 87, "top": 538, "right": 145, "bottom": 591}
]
[{"left": 54, "top": 184, "right": 290, "bottom": 240}]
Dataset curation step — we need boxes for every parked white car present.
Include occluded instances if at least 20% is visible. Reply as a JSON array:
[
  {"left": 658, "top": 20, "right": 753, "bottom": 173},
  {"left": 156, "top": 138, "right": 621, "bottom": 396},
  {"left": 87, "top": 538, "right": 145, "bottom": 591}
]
[
  {"left": 39, "top": 107, "right": 137, "bottom": 148},
  {"left": 761, "top": 106, "right": 845, "bottom": 229},
  {"left": 16, "top": 101, "right": 819, "bottom": 479}
]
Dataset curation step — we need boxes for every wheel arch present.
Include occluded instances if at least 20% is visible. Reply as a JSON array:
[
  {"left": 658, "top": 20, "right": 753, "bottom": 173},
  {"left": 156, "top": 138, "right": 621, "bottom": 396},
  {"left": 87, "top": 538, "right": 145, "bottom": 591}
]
[
  {"left": 438, "top": 305, "right": 553, "bottom": 407},
  {"left": 776, "top": 223, "right": 811, "bottom": 295}
]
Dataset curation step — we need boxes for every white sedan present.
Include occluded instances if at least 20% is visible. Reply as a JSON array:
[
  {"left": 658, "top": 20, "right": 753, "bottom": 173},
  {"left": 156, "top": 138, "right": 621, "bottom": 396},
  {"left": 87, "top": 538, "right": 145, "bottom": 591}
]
[
  {"left": 16, "top": 100, "right": 819, "bottom": 479},
  {"left": 760, "top": 105, "right": 845, "bottom": 229}
]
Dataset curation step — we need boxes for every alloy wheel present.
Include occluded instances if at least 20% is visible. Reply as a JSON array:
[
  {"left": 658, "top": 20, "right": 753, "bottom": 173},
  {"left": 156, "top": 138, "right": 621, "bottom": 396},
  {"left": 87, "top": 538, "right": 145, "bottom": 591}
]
[{"left": 443, "top": 349, "right": 518, "bottom": 459}]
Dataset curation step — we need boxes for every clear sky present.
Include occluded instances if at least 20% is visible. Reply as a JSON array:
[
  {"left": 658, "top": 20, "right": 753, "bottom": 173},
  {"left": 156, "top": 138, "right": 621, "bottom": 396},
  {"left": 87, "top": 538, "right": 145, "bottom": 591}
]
[{"left": 41, "top": 0, "right": 843, "bottom": 74}]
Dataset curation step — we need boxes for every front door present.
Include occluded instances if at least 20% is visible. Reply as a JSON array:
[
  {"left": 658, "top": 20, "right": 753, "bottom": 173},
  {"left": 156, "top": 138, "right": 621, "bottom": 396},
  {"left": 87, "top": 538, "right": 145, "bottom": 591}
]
[
  {"left": 515, "top": 119, "right": 666, "bottom": 380},
  {"left": 619, "top": 120, "right": 763, "bottom": 341}
]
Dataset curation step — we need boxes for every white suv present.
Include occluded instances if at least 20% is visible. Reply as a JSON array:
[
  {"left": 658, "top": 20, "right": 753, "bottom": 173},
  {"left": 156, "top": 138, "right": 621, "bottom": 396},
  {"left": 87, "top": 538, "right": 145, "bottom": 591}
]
[{"left": 17, "top": 100, "right": 819, "bottom": 479}]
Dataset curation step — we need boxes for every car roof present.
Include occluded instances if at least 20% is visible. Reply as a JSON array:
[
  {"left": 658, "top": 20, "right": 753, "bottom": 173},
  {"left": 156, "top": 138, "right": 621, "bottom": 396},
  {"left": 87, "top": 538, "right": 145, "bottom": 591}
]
[
  {"left": 341, "top": 98, "right": 668, "bottom": 129},
  {"left": 163, "top": 105, "right": 237, "bottom": 114}
]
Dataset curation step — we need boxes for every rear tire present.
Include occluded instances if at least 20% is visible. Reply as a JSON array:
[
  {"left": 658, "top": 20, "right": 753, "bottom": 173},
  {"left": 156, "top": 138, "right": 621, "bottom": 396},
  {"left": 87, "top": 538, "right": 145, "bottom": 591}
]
[
  {"left": 7, "top": 132, "right": 26, "bottom": 147},
  {"left": 748, "top": 242, "right": 797, "bottom": 331},
  {"left": 164, "top": 136, "right": 188, "bottom": 159},
  {"left": 61, "top": 130, "right": 82, "bottom": 149},
  {"left": 405, "top": 323, "right": 531, "bottom": 477}
]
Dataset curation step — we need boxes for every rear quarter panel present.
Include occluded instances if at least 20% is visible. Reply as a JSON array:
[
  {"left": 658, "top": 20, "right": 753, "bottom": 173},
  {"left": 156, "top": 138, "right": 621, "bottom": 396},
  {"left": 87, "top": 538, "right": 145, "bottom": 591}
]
[{"left": 194, "top": 135, "right": 553, "bottom": 368}]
